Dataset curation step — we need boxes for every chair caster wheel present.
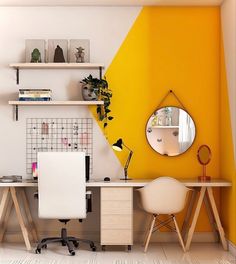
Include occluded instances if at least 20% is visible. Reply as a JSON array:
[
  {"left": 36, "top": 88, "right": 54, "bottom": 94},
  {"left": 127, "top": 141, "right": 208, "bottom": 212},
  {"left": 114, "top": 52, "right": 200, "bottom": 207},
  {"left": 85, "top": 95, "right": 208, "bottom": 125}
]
[
  {"left": 127, "top": 245, "right": 131, "bottom": 251},
  {"left": 42, "top": 245, "right": 47, "bottom": 249},
  {"left": 73, "top": 241, "right": 79, "bottom": 248},
  {"left": 102, "top": 245, "right": 106, "bottom": 251},
  {"left": 90, "top": 243, "right": 96, "bottom": 251},
  {"left": 91, "top": 246, "right": 96, "bottom": 251},
  {"left": 35, "top": 248, "right": 41, "bottom": 254},
  {"left": 69, "top": 250, "right": 75, "bottom": 256}
]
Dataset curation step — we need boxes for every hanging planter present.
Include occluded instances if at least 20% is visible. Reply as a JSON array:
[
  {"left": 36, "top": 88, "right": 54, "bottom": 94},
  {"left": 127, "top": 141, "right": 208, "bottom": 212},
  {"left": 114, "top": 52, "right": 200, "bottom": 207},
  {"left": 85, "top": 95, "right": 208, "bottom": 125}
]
[{"left": 81, "top": 74, "right": 113, "bottom": 128}]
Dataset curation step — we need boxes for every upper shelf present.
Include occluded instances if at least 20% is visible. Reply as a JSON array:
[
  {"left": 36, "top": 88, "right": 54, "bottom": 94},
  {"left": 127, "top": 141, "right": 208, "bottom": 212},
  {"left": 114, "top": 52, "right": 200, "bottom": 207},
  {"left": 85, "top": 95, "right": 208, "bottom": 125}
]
[
  {"left": 10, "top": 63, "right": 105, "bottom": 84},
  {"left": 9, "top": 63, "right": 105, "bottom": 69}
]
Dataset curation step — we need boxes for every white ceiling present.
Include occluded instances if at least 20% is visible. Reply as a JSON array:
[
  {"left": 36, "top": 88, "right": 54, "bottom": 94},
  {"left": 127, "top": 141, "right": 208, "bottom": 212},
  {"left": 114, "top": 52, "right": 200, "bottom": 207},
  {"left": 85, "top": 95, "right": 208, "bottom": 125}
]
[{"left": 0, "top": 0, "right": 225, "bottom": 6}]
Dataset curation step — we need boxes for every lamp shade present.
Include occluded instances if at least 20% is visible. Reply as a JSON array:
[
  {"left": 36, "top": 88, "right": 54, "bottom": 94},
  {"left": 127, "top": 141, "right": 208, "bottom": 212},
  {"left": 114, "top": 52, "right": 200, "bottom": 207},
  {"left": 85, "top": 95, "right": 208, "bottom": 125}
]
[{"left": 112, "top": 138, "right": 123, "bottom": 151}]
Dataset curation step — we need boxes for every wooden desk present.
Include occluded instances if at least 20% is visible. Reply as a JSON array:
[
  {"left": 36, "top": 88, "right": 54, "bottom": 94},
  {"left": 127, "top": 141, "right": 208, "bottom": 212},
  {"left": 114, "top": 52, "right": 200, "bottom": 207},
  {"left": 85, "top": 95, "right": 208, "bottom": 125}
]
[
  {"left": 87, "top": 178, "right": 231, "bottom": 251},
  {"left": 0, "top": 182, "right": 38, "bottom": 250},
  {"left": 0, "top": 179, "right": 231, "bottom": 251}
]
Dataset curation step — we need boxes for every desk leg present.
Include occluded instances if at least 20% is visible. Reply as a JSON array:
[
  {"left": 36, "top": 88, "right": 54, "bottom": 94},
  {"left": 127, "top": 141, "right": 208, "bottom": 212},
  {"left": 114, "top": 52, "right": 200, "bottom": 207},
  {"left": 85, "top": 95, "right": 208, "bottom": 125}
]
[
  {"left": 0, "top": 198, "right": 13, "bottom": 242},
  {"left": 10, "top": 187, "right": 31, "bottom": 251},
  {"left": 185, "top": 187, "right": 206, "bottom": 251},
  {"left": 0, "top": 188, "right": 10, "bottom": 242},
  {"left": 20, "top": 189, "right": 38, "bottom": 242},
  {"left": 0, "top": 188, "right": 10, "bottom": 222},
  {"left": 207, "top": 187, "right": 227, "bottom": 250},
  {"left": 182, "top": 189, "right": 198, "bottom": 240},
  {"left": 204, "top": 194, "right": 219, "bottom": 242}
]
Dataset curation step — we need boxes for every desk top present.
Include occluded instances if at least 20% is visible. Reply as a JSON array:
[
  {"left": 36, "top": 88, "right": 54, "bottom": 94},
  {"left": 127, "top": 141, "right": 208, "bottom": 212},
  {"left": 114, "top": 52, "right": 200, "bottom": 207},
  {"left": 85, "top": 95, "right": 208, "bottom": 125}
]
[{"left": 0, "top": 178, "right": 232, "bottom": 187}]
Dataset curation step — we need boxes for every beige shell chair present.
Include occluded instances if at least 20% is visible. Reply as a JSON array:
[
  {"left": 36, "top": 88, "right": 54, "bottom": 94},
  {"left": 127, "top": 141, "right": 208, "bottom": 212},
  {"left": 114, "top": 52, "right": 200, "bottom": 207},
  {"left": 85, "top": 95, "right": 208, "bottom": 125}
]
[{"left": 137, "top": 177, "right": 190, "bottom": 253}]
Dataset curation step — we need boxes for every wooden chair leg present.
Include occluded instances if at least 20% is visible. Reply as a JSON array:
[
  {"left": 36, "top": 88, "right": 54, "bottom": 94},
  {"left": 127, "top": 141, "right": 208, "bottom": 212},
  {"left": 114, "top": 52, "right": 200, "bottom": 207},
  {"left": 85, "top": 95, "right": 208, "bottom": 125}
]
[
  {"left": 144, "top": 214, "right": 156, "bottom": 253},
  {"left": 143, "top": 214, "right": 153, "bottom": 247},
  {"left": 173, "top": 215, "right": 186, "bottom": 252}
]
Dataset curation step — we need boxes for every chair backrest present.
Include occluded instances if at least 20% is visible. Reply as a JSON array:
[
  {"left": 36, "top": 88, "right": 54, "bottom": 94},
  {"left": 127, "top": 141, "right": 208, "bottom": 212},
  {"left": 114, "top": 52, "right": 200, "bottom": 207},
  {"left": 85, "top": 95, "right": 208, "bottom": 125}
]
[
  {"left": 38, "top": 152, "right": 86, "bottom": 219},
  {"left": 137, "top": 177, "right": 189, "bottom": 214}
]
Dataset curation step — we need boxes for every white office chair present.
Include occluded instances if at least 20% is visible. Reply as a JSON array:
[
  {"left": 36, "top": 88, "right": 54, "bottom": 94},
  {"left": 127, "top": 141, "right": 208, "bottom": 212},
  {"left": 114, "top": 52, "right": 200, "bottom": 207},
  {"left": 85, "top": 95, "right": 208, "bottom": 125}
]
[
  {"left": 35, "top": 152, "right": 96, "bottom": 255},
  {"left": 137, "top": 177, "right": 190, "bottom": 253}
]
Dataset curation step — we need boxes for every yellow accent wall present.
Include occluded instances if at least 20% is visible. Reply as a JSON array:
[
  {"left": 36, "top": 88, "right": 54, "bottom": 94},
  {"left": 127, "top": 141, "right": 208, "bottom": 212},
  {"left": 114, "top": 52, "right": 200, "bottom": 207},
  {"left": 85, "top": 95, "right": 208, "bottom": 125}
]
[
  {"left": 220, "top": 36, "right": 236, "bottom": 244},
  {"left": 92, "top": 7, "right": 221, "bottom": 231}
]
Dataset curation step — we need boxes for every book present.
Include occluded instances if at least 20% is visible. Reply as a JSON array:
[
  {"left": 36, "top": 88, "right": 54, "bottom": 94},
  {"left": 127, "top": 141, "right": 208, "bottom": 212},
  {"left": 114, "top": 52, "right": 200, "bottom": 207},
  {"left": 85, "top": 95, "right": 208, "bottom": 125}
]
[{"left": 19, "top": 97, "right": 52, "bottom": 101}]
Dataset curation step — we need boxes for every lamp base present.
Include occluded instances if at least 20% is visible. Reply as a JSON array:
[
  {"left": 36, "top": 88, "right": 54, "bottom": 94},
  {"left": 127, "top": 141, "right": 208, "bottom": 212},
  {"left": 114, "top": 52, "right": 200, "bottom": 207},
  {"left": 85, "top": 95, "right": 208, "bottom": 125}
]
[{"left": 120, "top": 178, "right": 132, "bottom": 181}]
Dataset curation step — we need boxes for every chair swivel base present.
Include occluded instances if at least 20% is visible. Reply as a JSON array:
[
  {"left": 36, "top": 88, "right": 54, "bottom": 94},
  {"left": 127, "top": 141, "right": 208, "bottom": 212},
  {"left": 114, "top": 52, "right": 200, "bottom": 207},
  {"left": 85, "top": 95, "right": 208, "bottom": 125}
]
[{"left": 35, "top": 227, "right": 96, "bottom": 256}]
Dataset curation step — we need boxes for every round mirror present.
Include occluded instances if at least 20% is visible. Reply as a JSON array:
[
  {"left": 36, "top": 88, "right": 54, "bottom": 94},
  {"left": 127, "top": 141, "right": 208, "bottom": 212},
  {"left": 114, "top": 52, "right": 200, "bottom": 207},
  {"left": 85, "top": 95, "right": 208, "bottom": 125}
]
[
  {"left": 146, "top": 106, "right": 196, "bottom": 156},
  {"left": 197, "top": 145, "right": 211, "bottom": 181}
]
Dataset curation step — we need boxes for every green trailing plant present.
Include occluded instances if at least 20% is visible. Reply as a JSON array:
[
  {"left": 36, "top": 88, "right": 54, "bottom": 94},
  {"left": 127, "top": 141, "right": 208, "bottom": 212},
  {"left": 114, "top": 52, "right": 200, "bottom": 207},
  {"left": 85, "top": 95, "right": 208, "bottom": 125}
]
[{"left": 81, "top": 74, "right": 113, "bottom": 128}]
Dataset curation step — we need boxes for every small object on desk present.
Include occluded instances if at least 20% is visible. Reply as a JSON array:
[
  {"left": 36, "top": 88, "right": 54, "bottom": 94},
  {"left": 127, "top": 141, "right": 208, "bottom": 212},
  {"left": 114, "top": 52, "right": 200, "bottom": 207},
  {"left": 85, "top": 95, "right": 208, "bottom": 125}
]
[
  {"left": 0, "top": 175, "right": 22, "bottom": 183},
  {"left": 32, "top": 162, "right": 38, "bottom": 180},
  {"left": 197, "top": 145, "right": 211, "bottom": 182},
  {"left": 103, "top": 177, "right": 110, "bottom": 182}
]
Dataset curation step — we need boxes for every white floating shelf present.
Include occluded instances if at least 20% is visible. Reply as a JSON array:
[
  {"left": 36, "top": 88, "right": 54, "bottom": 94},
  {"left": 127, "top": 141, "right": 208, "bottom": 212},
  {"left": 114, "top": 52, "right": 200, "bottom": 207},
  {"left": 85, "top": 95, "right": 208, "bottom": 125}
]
[
  {"left": 152, "top": 126, "right": 179, "bottom": 129},
  {"left": 8, "top": 100, "right": 104, "bottom": 106},
  {"left": 9, "top": 100, "right": 103, "bottom": 121},
  {"left": 9, "top": 63, "right": 104, "bottom": 69},
  {"left": 10, "top": 63, "right": 105, "bottom": 84}
]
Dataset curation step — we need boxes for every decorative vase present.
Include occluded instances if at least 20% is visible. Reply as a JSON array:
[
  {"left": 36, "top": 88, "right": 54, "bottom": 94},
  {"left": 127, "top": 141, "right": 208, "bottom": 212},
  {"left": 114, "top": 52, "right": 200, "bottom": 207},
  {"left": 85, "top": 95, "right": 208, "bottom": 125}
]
[{"left": 81, "top": 84, "right": 99, "bottom": 101}]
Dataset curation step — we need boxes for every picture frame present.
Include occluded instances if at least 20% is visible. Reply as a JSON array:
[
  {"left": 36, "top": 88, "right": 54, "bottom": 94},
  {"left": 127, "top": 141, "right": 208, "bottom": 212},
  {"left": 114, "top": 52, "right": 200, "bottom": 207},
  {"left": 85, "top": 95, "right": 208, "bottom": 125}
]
[
  {"left": 25, "top": 39, "right": 46, "bottom": 63},
  {"left": 48, "top": 39, "right": 68, "bottom": 63},
  {"left": 69, "top": 39, "right": 90, "bottom": 63}
]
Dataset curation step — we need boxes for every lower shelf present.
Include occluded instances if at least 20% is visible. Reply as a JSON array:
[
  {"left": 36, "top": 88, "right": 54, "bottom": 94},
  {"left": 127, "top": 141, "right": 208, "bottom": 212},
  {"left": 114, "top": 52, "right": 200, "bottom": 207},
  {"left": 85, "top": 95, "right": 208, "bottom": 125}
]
[{"left": 8, "top": 100, "right": 104, "bottom": 121}]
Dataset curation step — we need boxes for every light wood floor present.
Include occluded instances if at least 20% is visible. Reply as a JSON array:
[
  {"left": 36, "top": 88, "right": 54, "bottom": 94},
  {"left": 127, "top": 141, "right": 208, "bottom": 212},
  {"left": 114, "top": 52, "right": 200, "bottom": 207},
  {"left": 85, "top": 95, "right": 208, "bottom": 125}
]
[{"left": 0, "top": 243, "right": 235, "bottom": 264}]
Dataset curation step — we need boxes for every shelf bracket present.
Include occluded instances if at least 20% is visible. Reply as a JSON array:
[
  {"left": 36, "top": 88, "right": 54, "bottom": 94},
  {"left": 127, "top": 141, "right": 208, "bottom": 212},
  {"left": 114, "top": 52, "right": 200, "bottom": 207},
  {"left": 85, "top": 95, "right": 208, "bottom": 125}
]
[
  {"left": 16, "top": 68, "right": 19, "bottom": 85},
  {"left": 99, "top": 66, "right": 102, "bottom": 79},
  {"left": 14, "top": 105, "right": 19, "bottom": 121}
]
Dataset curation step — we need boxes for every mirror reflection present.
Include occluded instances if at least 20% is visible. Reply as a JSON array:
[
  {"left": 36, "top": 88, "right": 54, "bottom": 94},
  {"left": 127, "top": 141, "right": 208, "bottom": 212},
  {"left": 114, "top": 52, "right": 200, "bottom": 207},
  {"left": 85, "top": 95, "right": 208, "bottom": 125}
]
[{"left": 146, "top": 106, "right": 196, "bottom": 156}]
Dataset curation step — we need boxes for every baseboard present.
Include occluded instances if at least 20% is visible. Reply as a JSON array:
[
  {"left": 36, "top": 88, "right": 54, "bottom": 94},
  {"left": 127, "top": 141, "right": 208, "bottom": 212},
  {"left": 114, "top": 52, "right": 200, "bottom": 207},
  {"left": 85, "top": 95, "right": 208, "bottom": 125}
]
[
  {"left": 3, "top": 230, "right": 216, "bottom": 244},
  {"left": 228, "top": 240, "right": 236, "bottom": 256}
]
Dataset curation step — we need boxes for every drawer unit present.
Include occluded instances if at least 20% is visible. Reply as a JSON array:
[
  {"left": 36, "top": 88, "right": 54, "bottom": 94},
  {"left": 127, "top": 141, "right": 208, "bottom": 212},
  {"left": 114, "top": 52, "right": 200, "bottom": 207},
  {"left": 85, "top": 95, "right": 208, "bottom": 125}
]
[{"left": 100, "top": 187, "right": 133, "bottom": 247}]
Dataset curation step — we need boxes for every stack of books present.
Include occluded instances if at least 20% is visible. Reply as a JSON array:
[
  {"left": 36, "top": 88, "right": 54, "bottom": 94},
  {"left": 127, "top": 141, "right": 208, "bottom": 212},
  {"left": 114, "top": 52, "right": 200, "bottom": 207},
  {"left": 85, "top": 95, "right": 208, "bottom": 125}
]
[{"left": 19, "top": 89, "right": 52, "bottom": 101}]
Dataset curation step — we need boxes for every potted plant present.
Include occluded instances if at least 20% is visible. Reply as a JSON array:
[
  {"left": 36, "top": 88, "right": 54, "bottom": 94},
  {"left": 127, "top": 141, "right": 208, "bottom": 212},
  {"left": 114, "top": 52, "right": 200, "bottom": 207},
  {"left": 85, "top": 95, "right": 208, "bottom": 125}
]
[{"left": 81, "top": 74, "right": 113, "bottom": 128}]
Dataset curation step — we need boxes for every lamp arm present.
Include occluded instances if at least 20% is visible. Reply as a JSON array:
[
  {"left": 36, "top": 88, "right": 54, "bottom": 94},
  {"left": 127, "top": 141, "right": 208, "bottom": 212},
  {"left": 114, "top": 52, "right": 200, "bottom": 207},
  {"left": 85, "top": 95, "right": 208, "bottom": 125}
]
[
  {"left": 123, "top": 142, "right": 132, "bottom": 152},
  {"left": 124, "top": 151, "right": 133, "bottom": 177}
]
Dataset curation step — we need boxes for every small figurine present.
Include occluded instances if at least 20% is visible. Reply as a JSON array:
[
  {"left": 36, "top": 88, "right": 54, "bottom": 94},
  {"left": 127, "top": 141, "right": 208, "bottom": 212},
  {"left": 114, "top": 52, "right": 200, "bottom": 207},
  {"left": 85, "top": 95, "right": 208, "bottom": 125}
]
[
  {"left": 31, "top": 48, "right": 42, "bottom": 63},
  {"left": 75, "top": 46, "right": 85, "bottom": 63},
  {"left": 54, "top": 45, "right": 65, "bottom": 62}
]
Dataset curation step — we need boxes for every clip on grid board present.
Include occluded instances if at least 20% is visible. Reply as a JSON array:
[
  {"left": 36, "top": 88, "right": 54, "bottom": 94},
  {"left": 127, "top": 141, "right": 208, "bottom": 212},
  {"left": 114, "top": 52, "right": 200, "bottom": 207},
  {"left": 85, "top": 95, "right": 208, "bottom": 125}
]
[{"left": 26, "top": 118, "right": 93, "bottom": 175}]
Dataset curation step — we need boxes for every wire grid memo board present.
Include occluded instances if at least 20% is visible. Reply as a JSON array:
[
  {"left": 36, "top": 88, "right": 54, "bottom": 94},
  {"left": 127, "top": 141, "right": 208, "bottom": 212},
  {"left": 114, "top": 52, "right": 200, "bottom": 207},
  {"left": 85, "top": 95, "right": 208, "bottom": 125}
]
[{"left": 26, "top": 118, "right": 93, "bottom": 175}]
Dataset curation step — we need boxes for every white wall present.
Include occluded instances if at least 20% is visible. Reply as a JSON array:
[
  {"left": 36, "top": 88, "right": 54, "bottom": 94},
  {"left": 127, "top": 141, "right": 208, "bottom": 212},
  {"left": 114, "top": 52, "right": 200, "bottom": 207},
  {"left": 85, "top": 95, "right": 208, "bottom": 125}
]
[
  {"left": 0, "top": 6, "right": 142, "bottom": 240},
  {"left": 221, "top": 0, "right": 236, "bottom": 159}
]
